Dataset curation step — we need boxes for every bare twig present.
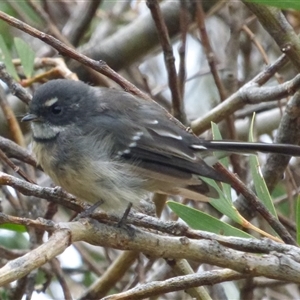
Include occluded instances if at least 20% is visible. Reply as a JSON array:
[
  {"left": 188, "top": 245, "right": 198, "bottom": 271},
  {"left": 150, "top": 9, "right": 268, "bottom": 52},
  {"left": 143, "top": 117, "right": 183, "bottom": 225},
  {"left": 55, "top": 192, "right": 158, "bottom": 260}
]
[
  {"left": 195, "top": 0, "right": 227, "bottom": 102},
  {"left": 0, "top": 171, "right": 84, "bottom": 213},
  {"left": 27, "top": 0, "right": 73, "bottom": 47},
  {"left": 0, "top": 63, "right": 32, "bottom": 104},
  {"left": 2, "top": 219, "right": 300, "bottom": 290},
  {"left": 242, "top": 2, "right": 300, "bottom": 72},
  {"left": 62, "top": 0, "right": 103, "bottom": 46},
  {"left": 102, "top": 269, "right": 247, "bottom": 300},
  {"left": 80, "top": 251, "right": 139, "bottom": 300},
  {"left": 0, "top": 136, "right": 37, "bottom": 168},
  {"left": 146, "top": 0, "right": 186, "bottom": 123},
  {"left": 191, "top": 71, "right": 300, "bottom": 134},
  {"left": 178, "top": 0, "right": 189, "bottom": 100},
  {"left": 0, "top": 85, "right": 25, "bottom": 147},
  {"left": 49, "top": 259, "right": 72, "bottom": 300},
  {"left": 0, "top": 10, "right": 150, "bottom": 101},
  {"left": 0, "top": 149, "right": 34, "bottom": 183}
]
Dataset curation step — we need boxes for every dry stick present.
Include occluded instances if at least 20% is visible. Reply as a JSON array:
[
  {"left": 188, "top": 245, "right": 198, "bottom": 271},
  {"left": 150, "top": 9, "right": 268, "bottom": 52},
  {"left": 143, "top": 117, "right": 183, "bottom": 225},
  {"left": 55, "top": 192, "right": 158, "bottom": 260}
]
[
  {"left": 0, "top": 63, "right": 32, "bottom": 104},
  {"left": 0, "top": 171, "right": 85, "bottom": 213},
  {"left": 49, "top": 259, "right": 72, "bottom": 300},
  {"left": 254, "top": 54, "right": 289, "bottom": 86},
  {"left": 2, "top": 209, "right": 300, "bottom": 257},
  {"left": 101, "top": 269, "right": 248, "bottom": 300},
  {"left": 0, "top": 149, "right": 35, "bottom": 184},
  {"left": 80, "top": 251, "right": 139, "bottom": 300},
  {"left": 191, "top": 62, "right": 300, "bottom": 135},
  {"left": 62, "top": 0, "right": 103, "bottom": 46},
  {"left": 242, "top": 2, "right": 300, "bottom": 73},
  {"left": 194, "top": 1, "right": 238, "bottom": 173},
  {"left": 73, "top": 243, "right": 103, "bottom": 276},
  {"left": 178, "top": 0, "right": 188, "bottom": 101},
  {"left": 0, "top": 11, "right": 150, "bottom": 101},
  {"left": 242, "top": 24, "right": 285, "bottom": 90},
  {"left": 146, "top": 0, "right": 186, "bottom": 123},
  {"left": 2, "top": 186, "right": 22, "bottom": 212},
  {"left": 195, "top": 0, "right": 227, "bottom": 102},
  {"left": 242, "top": 25, "right": 270, "bottom": 65},
  {"left": 6, "top": 218, "right": 300, "bottom": 289},
  {"left": 26, "top": 0, "right": 73, "bottom": 48},
  {"left": 0, "top": 86, "right": 25, "bottom": 147},
  {"left": 214, "top": 163, "right": 296, "bottom": 246},
  {"left": 0, "top": 136, "right": 37, "bottom": 168}
]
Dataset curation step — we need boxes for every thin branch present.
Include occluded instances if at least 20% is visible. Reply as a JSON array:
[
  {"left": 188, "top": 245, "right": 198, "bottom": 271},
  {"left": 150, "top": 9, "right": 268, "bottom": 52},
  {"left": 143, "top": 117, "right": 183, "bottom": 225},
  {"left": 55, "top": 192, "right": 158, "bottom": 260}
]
[
  {"left": 0, "top": 149, "right": 35, "bottom": 183},
  {"left": 0, "top": 171, "right": 84, "bottom": 213},
  {"left": 195, "top": 0, "right": 227, "bottom": 101},
  {"left": 242, "top": 1, "right": 300, "bottom": 72},
  {"left": 62, "top": 0, "right": 103, "bottom": 46},
  {"left": 49, "top": 259, "right": 72, "bottom": 300},
  {"left": 2, "top": 219, "right": 300, "bottom": 289},
  {"left": 26, "top": 0, "right": 73, "bottom": 47},
  {"left": 80, "top": 251, "right": 139, "bottom": 300},
  {"left": 0, "top": 136, "right": 37, "bottom": 168},
  {"left": 146, "top": 0, "right": 186, "bottom": 123},
  {"left": 102, "top": 269, "right": 247, "bottom": 300},
  {"left": 0, "top": 10, "right": 150, "bottom": 101},
  {"left": 178, "top": 0, "right": 189, "bottom": 100},
  {"left": 191, "top": 71, "right": 300, "bottom": 134},
  {"left": 0, "top": 63, "right": 32, "bottom": 104},
  {"left": 0, "top": 85, "right": 25, "bottom": 147}
]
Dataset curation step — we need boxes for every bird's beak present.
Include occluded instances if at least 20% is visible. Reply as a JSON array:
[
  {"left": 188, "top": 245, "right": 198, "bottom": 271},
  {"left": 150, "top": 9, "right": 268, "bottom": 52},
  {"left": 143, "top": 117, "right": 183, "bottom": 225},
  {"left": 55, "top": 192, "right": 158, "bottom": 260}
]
[{"left": 21, "top": 113, "right": 40, "bottom": 122}]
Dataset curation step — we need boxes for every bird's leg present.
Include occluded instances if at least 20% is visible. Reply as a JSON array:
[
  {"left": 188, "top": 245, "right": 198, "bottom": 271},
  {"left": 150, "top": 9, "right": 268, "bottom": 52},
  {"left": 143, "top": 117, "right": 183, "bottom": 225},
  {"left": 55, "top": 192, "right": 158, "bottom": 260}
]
[
  {"left": 118, "top": 202, "right": 133, "bottom": 228},
  {"left": 74, "top": 200, "right": 104, "bottom": 220}
]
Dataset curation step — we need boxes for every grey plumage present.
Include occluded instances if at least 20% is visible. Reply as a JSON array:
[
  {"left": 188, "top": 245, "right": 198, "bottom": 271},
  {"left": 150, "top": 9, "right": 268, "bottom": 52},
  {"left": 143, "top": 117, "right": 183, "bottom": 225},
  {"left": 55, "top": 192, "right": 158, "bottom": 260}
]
[{"left": 22, "top": 79, "right": 300, "bottom": 213}]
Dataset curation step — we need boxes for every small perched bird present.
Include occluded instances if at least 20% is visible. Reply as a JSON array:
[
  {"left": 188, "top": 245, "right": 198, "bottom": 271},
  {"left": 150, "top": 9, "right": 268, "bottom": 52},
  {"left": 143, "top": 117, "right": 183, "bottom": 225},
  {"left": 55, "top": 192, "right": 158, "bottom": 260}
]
[{"left": 22, "top": 79, "right": 300, "bottom": 213}]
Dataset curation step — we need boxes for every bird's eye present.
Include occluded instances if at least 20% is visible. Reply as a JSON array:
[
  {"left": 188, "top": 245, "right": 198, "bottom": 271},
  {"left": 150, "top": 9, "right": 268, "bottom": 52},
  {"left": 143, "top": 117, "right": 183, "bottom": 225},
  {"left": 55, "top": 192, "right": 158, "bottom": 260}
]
[{"left": 51, "top": 104, "right": 63, "bottom": 115}]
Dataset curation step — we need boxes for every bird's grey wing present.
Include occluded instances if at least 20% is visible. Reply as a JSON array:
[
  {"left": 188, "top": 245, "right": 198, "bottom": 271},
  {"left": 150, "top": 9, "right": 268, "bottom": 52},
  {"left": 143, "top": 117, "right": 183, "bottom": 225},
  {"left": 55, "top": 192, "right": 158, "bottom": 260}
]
[{"left": 86, "top": 92, "right": 229, "bottom": 184}]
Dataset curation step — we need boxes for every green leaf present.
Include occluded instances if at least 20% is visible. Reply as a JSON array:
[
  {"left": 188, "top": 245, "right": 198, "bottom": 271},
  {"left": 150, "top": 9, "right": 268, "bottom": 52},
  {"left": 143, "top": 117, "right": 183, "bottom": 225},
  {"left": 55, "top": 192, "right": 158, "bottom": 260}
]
[
  {"left": 244, "top": 0, "right": 300, "bottom": 10},
  {"left": 248, "top": 114, "right": 277, "bottom": 218},
  {"left": 14, "top": 37, "right": 35, "bottom": 78},
  {"left": 201, "top": 176, "right": 243, "bottom": 224},
  {"left": 0, "top": 35, "right": 19, "bottom": 80},
  {"left": 0, "top": 223, "right": 27, "bottom": 232},
  {"left": 168, "top": 201, "right": 252, "bottom": 238}
]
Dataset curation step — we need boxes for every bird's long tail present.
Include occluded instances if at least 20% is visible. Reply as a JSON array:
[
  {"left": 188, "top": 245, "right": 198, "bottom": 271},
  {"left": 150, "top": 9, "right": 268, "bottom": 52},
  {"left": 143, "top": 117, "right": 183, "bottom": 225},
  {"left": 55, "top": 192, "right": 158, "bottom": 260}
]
[{"left": 192, "top": 140, "right": 300, "bottom": 157}]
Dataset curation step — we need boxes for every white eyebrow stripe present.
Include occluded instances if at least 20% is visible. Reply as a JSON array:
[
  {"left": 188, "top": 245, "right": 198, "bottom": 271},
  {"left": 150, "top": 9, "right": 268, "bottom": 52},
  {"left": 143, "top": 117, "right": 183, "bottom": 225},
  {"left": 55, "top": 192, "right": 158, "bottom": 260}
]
[{"left": 44, "top": 97, "right": 58, "bottom": 107}]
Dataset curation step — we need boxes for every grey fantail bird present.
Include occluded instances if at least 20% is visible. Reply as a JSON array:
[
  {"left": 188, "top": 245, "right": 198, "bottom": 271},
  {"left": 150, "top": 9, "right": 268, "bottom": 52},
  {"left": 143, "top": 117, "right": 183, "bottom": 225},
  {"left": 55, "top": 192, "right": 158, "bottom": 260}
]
[{"left": 22, "top": 79, "right": 300, "bottom": 213}]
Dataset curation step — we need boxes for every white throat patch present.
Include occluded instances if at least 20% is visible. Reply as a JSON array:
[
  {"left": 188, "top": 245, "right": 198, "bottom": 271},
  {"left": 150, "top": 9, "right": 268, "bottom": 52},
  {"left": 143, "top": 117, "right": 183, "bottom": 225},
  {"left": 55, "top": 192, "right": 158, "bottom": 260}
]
[{"left": 31, "top": 122, "right": 66, "bottom": 140}]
